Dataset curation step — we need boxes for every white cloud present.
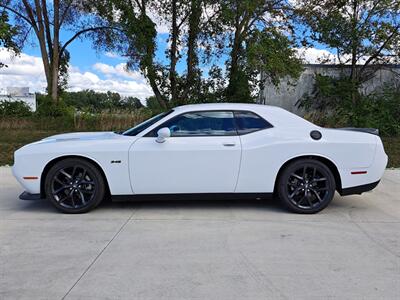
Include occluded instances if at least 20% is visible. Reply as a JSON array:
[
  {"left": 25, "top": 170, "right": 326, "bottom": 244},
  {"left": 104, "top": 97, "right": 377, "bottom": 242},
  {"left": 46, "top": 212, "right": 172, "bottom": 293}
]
[
  {"left": 148, "top": 11, "right": 169, "bottom": 34},
  {"left": 104, "top": 51, "right": 121, "bottom": 59},
  {"left": 296, "top": 47, "right": 339, "bottom": 64},
  {"left": 296, "top": 47, "right": 374, "bottom": 65},
  {"left": 68, "top": 68, "right": 152, "bottom": 99},
  {"left": 93, "top": 62, "right": 145, "bottom": 82},
  {"left": 0, "top": 48, "right": 153, "bottom": 99}
]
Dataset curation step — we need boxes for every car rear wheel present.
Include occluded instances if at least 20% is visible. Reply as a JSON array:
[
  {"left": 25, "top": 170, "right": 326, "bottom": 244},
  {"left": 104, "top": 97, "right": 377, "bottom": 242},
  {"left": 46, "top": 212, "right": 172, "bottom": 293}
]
[
  {"left": 45, "top": 158, "right": 105, "bottom": 213},
  {"left": 278, "top": 159, "right": 336, "bottom": 214}
]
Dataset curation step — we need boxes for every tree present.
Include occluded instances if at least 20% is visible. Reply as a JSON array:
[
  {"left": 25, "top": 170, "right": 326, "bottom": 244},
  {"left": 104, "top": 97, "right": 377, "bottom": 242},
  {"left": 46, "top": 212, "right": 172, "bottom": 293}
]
[
  {"left": 297, "top": 0, "right": 400, "bottom": 86},
  {"left": 215, "top": 0, "right": 303, "bottom": 102},
  {"left": 0, "top": 10, "right": 19, "bottom": 68},
  {"left": 98, "top": 0, "right": 169, "bottom": 109},
  {"left": 0, "top": 0, "right": 118, "bottom": 103},
  {"left": 98, "top": 0, "right": 229, "bottom": 108},
  {"left": 98, "top": 0, "right": 302, "bottom": 106}
]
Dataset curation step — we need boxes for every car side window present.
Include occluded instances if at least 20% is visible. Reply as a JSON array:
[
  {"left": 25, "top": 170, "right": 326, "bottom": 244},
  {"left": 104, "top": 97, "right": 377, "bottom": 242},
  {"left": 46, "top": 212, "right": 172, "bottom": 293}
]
[
  {"left": 147, "top": 111, "right": 237, "bottom": 137},
  {"left": 234, "top": 111, "right": 273, "bottom": 135}
]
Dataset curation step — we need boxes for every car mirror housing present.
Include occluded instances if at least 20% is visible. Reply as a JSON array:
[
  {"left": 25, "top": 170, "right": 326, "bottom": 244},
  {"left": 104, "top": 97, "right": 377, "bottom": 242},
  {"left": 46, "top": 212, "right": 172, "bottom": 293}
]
[{"left": 156, "top": 127, "right": 171, "bottom": 143}]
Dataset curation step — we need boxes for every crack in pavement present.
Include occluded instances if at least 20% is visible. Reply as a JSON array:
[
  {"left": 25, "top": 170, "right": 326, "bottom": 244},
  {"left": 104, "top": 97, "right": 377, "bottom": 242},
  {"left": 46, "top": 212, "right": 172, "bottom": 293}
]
[{"left": 61, "top": 207, "right": 139, "bottom": 300}]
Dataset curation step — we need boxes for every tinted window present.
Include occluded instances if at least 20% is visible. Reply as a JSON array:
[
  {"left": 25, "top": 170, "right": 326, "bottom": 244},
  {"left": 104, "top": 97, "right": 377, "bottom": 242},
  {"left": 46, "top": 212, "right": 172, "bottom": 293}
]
[
  {"left": 234, "top": 111, "right": 272, "bottom": 134},
  {"left": 148, "top": 111, "right": 237, "bottom": 136},
  {"left": 123, "top": 111, "right": 172, "bottom": 136}
]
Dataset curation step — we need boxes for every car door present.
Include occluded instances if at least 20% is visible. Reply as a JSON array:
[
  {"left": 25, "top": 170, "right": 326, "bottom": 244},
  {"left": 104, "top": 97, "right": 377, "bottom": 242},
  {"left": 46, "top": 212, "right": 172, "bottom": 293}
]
[{"left": 129, "top": 111, "right": 241, "bottom": 194}]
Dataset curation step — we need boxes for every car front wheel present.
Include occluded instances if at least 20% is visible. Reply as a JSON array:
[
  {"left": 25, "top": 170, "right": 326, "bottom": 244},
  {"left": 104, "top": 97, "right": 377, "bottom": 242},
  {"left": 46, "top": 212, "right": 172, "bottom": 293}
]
[
  {"left": 45, "top": 158, "right": 105, "bottom": 213},
  {"left": 278, "top": 159, "right": 336, "bottom": 214}
]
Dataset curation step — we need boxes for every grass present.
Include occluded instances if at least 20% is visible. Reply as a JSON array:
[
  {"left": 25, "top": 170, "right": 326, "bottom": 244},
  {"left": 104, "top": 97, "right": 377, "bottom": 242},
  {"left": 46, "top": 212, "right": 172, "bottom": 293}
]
[
  {"left": 382, "top": 137, "right": 400, "bottom": 168},
  {"left": 1, "top": 126, "right": 399, "bottom": 168}
]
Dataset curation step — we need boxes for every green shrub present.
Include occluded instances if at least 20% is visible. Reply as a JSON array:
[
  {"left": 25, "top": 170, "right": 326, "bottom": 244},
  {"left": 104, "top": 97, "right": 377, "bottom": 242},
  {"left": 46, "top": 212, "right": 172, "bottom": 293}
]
[
  {"left": 298, "top": 75, "right": 400, "bottom": 136},
  {"left": 0, "top": 100, "right": 32, "bottom": 117},
  {"left": 35, "top": 95, "right": 74, "bottom": 118}
]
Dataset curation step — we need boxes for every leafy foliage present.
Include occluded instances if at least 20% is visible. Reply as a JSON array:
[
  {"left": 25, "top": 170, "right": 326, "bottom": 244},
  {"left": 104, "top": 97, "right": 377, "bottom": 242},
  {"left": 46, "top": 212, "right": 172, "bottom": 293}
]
[
  {"left": 0, "top": 11, "right": 20, "bottom": 67},
  {"left": 61, "top": 90, "right": 143, "bottom": 113},
  {"left": 0, "top": 100, "right": 32, "bottom": 117},
  {"left": 297, "top": 75, "right": 400, "bottom": 136},
  {"left": 296, "top": 0, "right": 400, "bottom": 82},
  {"left": 95, "top": 0, "right": 303, "bottom": 106},
  {"left": 218, "top": 0, "right": 303, "bottom": 103},
  {"left": 35, "top": 95, "right": 74, "bottom": 118}
]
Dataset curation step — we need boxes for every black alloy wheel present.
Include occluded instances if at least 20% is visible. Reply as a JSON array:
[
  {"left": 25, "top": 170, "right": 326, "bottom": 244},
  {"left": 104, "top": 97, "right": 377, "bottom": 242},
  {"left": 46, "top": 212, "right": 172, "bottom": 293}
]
[
  {"left": 278, "top": 159, "right": 336, "bottom": 213},
  {"left": 45, "top": 158, "right": 105, "bottom": 213}
]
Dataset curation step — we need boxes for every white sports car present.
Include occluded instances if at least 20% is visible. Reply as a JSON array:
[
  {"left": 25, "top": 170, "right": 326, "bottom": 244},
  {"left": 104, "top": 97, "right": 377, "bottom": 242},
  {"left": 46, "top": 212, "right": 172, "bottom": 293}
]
[{"left": 13, "top": 103, "right": 387, "bottom": 214}]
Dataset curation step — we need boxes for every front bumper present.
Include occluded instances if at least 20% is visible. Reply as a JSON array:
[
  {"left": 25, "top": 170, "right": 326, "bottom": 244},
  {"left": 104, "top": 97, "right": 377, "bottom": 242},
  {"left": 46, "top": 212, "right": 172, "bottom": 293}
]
[
  {"left": 12, "top": 163, "right": 42, "bottom": 194},
  {"left": 19, "top": 191, "right": 44, "bottom": 201}
]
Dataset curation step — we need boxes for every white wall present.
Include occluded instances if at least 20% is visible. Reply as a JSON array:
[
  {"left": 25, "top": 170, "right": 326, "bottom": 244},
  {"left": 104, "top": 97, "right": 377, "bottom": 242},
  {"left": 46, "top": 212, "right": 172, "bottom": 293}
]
[
  {"left": 0, "top": 95, "right": 37, "bottom": 112},
  {"left": 259, "top": 65, "right": 400, "bottom": 116}
]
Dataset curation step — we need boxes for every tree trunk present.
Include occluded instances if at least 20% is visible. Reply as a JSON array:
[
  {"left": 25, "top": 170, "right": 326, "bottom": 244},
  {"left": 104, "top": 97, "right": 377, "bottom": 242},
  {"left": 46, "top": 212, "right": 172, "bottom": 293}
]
[
  {"left": 350, "top": 0, "right": 359, "bottom": 104},
  {"left": 30, "top": 0, "right": 53, "bottom": 99},
  {"left": 227, "top": 14, "right": 242, "bottom": 94},
  {"left": 182, "top": 0, "right": 201, "bottom": 103},
  {"left": 148, "top": 66, "right": 168, "bottom": 109},
  {"left": 169, "top": 0, "right": 179, "bottom": 104},
  {"left": 139, "top": 2, "right": 168, "bottom": 109},
  {"left": 51, "top": 0, "right": 60, "bottom": 103}
]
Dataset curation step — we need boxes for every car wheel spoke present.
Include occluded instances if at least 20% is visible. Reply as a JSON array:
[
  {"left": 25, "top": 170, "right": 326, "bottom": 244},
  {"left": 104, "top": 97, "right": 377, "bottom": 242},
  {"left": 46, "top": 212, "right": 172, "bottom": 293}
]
[
  {"left": 313, "top": 177, "right": 327, "bottom": 182},
  {"left": 306, "top": 192, "right": 313, "bottom": 207},
  {"left": 58, "top": 194, "right": 69, "bottom": 204},
  {"left": 290, "top": 173, "right": 303, "bottom": 181},
  {"left": 314, "top": 186, "right": 328, "bottom": 192},
  {"left": 81, "top": 189, "right": 94, "bottom": 194},
  {"left": 60, "top": 169, "right": 72, "bottom": 180},
  {"left": 53, "top": 185, "right": 69, "bottom": 194},
  {"left": 71, "top": 166, "right": 77, "bottom": 177},
  {"left": 289, "top": 186, "right": 302, "bottom": 198},
  {"left": 310, "top": 188, "right": 323, "bottom": 202},
  {"left": 78, "top": 190, "right": 86, "bottom": 204},
  {"left": 297, "top": 196, "right": 306, "bottom": 205},
  {"left": 80, "top": 180, "right": 94, "bottom": 185},
  {"left": 54, "top": 176, "right": 65, "bottom": 185}
]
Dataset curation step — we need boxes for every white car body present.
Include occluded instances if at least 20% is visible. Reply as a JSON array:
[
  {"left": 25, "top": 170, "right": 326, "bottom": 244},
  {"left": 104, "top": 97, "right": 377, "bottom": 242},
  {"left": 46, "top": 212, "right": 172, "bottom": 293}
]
[{"left": 13, "top": 103, "right": 387, "bottom": 200}]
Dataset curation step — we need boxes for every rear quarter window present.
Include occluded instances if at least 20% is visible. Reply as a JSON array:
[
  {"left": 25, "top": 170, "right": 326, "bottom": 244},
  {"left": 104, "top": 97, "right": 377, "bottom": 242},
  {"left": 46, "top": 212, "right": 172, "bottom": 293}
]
[{"left": 234, "top": 111, "right": 273, "bottom": 135}]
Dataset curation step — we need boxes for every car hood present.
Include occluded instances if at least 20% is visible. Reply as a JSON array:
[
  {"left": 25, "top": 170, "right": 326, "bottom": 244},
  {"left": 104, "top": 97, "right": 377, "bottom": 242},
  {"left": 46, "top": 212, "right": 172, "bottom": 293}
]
[{"left": 42, "top": 131, "right": 118, "bottom": 142}]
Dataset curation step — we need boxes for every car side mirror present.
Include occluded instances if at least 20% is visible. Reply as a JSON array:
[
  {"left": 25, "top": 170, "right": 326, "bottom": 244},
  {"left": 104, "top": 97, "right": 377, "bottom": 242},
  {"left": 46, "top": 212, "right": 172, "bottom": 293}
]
[{"left": 156, "top": 127, "right": 171, "bottom": 143}]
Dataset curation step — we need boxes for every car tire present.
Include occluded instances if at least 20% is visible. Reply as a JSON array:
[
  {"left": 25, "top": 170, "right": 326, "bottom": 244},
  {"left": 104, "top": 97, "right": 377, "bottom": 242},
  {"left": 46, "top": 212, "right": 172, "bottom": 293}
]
[
  {"left": 278, "top": 159, "right": 336, "bottom": 214},
  {"left": 45, "top": 158, "right": 105, "bottom": 213}
]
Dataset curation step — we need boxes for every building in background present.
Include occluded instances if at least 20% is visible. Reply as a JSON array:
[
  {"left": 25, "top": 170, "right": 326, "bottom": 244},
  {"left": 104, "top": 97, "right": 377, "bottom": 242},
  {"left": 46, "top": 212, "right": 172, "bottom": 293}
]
[
  {"left": 259, "top": 64, "right": 400, "bottom": 116},
  {"left": 0, "top": 87, "right": 37, "bottom": 111}
]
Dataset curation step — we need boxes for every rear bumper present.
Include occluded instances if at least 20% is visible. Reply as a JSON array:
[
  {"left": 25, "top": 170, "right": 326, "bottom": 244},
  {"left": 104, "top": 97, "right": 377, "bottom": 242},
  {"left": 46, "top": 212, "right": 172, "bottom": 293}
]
[
  {"left": 19, "top": 191, "right": 44, "bottom": 201},
  {"left": 340, "top": 180, "right": 380, "bottom": 196}
]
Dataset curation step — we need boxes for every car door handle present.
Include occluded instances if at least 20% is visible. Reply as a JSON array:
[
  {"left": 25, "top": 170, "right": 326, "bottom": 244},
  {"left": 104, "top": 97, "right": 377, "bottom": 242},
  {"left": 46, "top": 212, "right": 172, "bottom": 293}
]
[{"left": 223, "top": 143, "right": 236, "bottom": 147}]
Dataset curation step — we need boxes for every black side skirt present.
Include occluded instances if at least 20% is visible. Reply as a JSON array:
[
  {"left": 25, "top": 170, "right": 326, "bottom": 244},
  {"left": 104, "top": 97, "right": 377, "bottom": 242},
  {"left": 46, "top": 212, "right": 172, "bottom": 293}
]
[
  {"left": 340, "top": 180, "right": 380, "bottom": 196},
  {"left": 112, "top": 193, "right": 274, "bottom": 202},
  {"left": 19, "top": 191, "right": 44, "bottom": 201}
]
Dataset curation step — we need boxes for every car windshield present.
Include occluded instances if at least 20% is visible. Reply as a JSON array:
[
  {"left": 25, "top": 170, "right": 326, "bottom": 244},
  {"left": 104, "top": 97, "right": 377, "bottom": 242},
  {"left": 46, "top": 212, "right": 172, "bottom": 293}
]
[{"left": 122, "top": 111, "right": 172, "bottom": 136}]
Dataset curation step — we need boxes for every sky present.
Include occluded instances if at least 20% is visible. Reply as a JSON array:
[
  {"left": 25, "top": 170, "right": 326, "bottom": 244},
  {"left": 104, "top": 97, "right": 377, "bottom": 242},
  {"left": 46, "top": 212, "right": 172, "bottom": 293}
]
[{"left": 0, "top": 15, "right": 334, "bottom": 101}]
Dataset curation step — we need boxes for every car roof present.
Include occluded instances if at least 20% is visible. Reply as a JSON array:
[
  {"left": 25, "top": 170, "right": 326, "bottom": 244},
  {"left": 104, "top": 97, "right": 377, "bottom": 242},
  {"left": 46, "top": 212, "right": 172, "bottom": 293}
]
[{"left": 174, "top": 103, "right": 275, "bottom": 113}]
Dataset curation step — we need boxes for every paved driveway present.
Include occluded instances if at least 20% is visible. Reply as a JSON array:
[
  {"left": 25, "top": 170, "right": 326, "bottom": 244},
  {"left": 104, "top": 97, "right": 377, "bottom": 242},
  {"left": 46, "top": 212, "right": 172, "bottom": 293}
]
[{"left": 1, "top": 167, "right": 399, "bottom": 300}]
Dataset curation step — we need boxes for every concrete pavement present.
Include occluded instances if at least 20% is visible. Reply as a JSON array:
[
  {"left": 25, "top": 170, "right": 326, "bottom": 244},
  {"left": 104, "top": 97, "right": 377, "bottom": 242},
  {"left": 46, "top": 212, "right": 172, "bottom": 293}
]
[{"left": 1, "top": 166, "right": 399, "bottom": 299}]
